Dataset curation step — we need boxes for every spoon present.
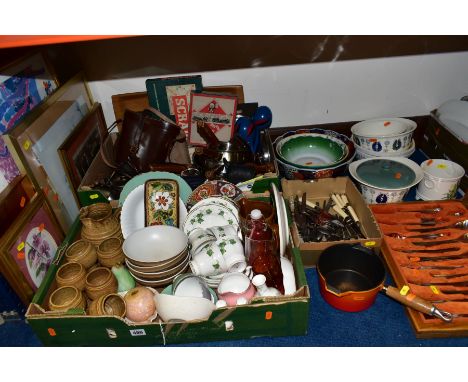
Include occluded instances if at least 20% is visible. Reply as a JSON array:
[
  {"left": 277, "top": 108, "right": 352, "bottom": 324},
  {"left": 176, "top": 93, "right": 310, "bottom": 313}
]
[
  {"left": 414, "top": 254, "right": 468, "bottom": 262},
  {"left": 399, "top": 247, "right": 461, "bottom": 254},
  {"left": 387, "top": 232, "right": 445, "bottom": 240},
  {"left": 407, "top": 219, "right": 468, "bottom": 233},
  {"left": 412, "top": 233, "right": 468, "bottom": 247}
]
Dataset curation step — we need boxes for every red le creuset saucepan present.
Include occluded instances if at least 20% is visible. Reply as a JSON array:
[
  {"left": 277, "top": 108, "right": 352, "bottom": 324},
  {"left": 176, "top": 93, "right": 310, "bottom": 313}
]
[{"left": 316, "top": 244, "right": 453, "bottom": 322}]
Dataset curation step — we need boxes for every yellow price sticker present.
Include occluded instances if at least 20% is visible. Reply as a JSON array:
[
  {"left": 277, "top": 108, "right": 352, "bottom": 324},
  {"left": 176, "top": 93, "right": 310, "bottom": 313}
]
[
  {"left": 89, "top": 194, "right": 99, "bottom": 200},
  {"left": 23, "top": 140, "right": 31, "bottom": 151},
  {"left": 399, "top": 285, "right": 410, "bottom": 296},
  {"left": 17, "top": 242, "right": 25, "bottom": 251},
  {"left": 437, "top": 164, "right": 447, "bottom": 169},
  {"left": 430, "top": 286, "right": 440, "bottom": 295},
  {"left": 364, "top": 241, "right": 376, "bottom": 247}
]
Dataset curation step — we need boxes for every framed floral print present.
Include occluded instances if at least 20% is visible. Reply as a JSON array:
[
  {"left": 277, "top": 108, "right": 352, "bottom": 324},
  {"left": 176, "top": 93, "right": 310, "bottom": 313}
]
[{"left": 0, "top": 195, "right": 63, "bottom": 305}]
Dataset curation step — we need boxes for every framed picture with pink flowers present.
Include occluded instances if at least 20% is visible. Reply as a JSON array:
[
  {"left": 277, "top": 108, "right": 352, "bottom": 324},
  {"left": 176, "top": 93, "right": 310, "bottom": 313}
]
[{"left": 0, "top": 195, "right": 63, "bottom": 305}]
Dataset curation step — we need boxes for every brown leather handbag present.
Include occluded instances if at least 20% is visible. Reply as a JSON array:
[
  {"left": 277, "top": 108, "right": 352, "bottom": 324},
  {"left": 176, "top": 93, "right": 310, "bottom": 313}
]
[{"left": 115, "top": 108, "right": 183, "bottom": 172}]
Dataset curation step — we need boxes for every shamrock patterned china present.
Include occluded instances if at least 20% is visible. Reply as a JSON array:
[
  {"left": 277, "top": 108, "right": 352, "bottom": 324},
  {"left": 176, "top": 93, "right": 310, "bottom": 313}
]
[
  {"left": 190, "top": 236, "right": 246, "bottom": 277},
  {"left": 183, "top": 201, "right": 239, "bottom": 236}
]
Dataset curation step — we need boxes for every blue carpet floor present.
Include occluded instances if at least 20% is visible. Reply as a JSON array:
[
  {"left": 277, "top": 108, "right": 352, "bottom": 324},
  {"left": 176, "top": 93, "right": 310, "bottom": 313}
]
[{"left": 2, "top": 268, "right": 468, "bottom": 347}]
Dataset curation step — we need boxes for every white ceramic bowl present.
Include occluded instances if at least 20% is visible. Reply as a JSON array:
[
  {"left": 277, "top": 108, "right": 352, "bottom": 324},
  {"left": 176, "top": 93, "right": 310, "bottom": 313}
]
[
  {"left": 351, "top": 117, "right": 416, "bottom": 153},
  {"left": 349, "top": 157, "right": 423, "bottom": 204},
  {"left": 154, "top": 291, "right": 216, "bottom": 322},
  {"left": 354, "top": 139, "right": 416, "bottom": 159},
  {"left": 122, "top": 226, "right": 188, "bottom": 266}
]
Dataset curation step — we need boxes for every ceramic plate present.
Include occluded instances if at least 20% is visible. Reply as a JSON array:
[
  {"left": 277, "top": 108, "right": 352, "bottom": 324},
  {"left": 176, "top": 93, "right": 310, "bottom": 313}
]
[
  {"left": 121, "top": 185, "right": 188, "bottom": 239},
  {"left": 189, "top": 197, "right": 239, "bottom": 222},
  {"left": 119, "top": 171, "right": 192, "bottom": 206},
  {"left": 183, "top": 204, "right": 239, "bottom": 236},
  {"left": 187, "top": 180, "right": 243, "bottom": 208},
  {"left": 271, "top": 183, "right": 288, "bottom": 257}
]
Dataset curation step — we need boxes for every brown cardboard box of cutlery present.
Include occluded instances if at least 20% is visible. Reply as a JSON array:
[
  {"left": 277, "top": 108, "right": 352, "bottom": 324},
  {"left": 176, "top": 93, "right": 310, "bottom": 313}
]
[{"left": 281, "top": 177, "right": 383, "bottom": 267}]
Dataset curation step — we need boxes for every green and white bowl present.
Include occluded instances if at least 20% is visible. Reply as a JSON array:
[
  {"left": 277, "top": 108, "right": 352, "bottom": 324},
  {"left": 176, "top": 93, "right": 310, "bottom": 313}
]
[
  {"left": 273, "top": 128, "right": 356, "bottom": 180},
  {"left": 276, "top": 133, "right": 348, "bottom": 169}
]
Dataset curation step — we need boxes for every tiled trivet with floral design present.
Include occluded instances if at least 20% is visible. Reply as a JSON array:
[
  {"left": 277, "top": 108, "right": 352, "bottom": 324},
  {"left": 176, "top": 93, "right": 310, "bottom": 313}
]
[{"left": 144, "top": 179, "right": 179, "bottom": 227}]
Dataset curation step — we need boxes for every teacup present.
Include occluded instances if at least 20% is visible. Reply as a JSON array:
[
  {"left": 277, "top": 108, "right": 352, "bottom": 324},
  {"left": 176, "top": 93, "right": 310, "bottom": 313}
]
[
  {"left": 217, "top": 272, "right": 256, "bottom": 307},
  {"left": 190, "top": 236, "right": 246, "bottom": 277},
  {"left": 188, "top": 228, "right": 216, "bottom": 255},
  {"left": 207, "top": 225, "right": 239, "bottom": 240}
]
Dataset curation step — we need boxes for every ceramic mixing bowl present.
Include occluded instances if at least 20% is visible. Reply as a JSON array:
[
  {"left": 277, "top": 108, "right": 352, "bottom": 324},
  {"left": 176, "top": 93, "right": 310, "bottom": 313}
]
[
  {"left": 351, "top": 117, "right": 416, "bottom": 153},
  {"left": 349, "top": 157, "right": 423, "bottom": 204},
  {"left": 276, "top": 133, "right": 348, "bottom": 169},
  {"left": 154, "top": 289, "right": 216, "bottom": 322},
  {"left": 122, "top": 226, "right": 188, "bottom": 266}
]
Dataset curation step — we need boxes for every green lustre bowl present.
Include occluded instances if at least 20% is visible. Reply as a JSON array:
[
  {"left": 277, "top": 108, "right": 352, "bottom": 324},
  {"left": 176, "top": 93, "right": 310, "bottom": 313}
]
[{"left": 276, "top": 133, "right": 348, "bottom": 169}]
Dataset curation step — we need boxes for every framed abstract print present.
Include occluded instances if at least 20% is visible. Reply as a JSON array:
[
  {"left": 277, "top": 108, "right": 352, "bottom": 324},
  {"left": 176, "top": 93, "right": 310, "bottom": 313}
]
[
  {"left": 0, "top": 195, "right": 63, "bottom": 305},
  {"left": 0, "top": 51, "right": 58, "bottom": 134}
]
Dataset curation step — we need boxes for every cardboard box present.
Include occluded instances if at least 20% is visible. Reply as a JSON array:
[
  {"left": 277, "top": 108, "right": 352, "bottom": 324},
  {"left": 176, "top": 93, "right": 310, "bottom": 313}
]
[
  {"left": 418, "top": 113, "right": 468, "bottom": 192},
  {"left": 281, "top": 177, "right": 383, "bottom": 267},
  {"left": 76, "top": 128, "right": 279, "bottom": 206},
  {"left": 25, "top": 215, "right": 309, "bottom": 346}
]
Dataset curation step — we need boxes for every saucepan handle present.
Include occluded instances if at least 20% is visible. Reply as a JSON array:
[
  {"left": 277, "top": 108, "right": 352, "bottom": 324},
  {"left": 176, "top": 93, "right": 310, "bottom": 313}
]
[{"left": 383, "top": 285, "right": 453, "bottom": 322}]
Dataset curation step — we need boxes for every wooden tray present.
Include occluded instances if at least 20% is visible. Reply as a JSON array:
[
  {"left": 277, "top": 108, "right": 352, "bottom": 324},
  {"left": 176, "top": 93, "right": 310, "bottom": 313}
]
[
  {"left": 111, "top": 86, "right": 245, "bottom": 123},
  {"left": 374, "top": 200, "right": 468, "bottom": 338}
]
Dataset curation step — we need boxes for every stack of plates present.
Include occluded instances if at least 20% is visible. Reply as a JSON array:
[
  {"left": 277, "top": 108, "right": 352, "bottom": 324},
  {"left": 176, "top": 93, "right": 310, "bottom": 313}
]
[
  {"left": 182, "top": 197, "right": 240, "bottom": 236},
  {"left": 122, "top": 226, "right": 190, "bottom": 287}
]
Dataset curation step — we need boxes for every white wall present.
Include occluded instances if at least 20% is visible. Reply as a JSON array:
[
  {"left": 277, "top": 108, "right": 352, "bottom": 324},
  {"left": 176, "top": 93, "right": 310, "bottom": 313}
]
[{"left": 88, "top": 51, "right": 468, "bottom": 128}]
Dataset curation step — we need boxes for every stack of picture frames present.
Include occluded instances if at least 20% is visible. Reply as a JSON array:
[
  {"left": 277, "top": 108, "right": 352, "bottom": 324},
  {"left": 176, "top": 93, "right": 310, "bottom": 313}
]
[
  {"left": 3, "top": 72, "right": 96, "bottom": 232},
  {"left": 0, "top": 50, "right": 66, "bottom": 305}
]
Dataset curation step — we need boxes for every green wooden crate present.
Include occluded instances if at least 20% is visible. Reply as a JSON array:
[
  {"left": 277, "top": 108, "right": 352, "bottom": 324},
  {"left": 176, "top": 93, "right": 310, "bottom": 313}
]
[{"left": 26, "top": 217, "right": 309, "bottom": 346}]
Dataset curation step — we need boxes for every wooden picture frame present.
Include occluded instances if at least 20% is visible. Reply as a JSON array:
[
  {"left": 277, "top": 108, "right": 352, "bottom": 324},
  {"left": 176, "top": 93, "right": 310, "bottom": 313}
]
[
  {"left": 58, "top": 103, "right": 108, "bottom": 190},
  {"left": 0, "top": 50, "right": 59, "bottom": 134},
  {"left": 3, "top": 72, "right": 94, "bottom": 231},
  {"left": 0, "top": 194, "right": 63, "bottom": 305}
]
